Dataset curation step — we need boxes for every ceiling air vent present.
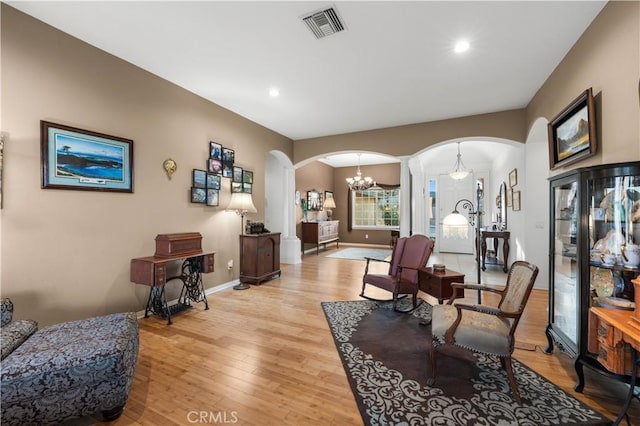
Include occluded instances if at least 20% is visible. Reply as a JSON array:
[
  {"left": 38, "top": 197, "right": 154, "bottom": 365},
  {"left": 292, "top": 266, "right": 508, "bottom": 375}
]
[{"left": 303, "top": 7, "right": 345, "bottom": 39}]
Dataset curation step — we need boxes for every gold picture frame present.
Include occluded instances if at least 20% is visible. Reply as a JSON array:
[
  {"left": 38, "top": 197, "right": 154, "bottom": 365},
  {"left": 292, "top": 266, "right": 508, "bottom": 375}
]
[
  {"left": 512, "top": 190, "right": 521, "bottom": 211},
  {"left": 509, "top": 168, "right": 518, "bottom": 187}
]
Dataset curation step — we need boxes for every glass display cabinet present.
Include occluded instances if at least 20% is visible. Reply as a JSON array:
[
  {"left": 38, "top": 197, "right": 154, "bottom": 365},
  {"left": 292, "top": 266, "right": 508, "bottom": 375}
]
[{"left": 546, "top": 161, "right": 640, "bottom": 391}]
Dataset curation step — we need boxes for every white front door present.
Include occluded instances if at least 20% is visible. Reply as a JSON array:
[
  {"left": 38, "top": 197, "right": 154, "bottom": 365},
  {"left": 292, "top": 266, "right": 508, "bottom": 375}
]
[{"left": 437, "top": 173, "right": 475, "bottom": 254}]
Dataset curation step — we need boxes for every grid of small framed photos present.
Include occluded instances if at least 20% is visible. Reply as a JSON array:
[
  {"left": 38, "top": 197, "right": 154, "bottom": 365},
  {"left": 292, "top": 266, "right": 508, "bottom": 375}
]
[
  {"left": 191, "top": 169, "right": 221, "bottom": 206},
  {"left": 191, "top": 141, "right": 254, "bottom": 205},
  {"left": 231, "top": 166, "right": 253, "bottom": 194}
]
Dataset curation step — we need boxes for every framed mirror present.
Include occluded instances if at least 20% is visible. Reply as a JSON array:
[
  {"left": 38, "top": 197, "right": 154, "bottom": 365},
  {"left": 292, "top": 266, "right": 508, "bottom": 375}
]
[
  {"left": 496, "top": 181, "right": 508, "bottom": 230},
  {"left": 307, "top": 190, "right": 323, "bottom": 211}
]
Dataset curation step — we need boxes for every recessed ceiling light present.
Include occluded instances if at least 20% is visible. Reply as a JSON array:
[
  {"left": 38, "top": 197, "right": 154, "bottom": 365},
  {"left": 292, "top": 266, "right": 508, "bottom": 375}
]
[
  {"left": 454, "top": 40, "right": 470, "bottom": 53},
  {"left": 269, "top": 88, "right": 280, "bottom": 97}
]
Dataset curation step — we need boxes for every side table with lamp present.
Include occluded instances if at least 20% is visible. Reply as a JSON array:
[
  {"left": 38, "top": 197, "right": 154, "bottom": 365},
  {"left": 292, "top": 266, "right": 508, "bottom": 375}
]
[
  {"left": 323, "top": 193, "right": 336, "bottom": 219},
  {"left": 226, "top": 192, "right": 281, "bottom": 289}
]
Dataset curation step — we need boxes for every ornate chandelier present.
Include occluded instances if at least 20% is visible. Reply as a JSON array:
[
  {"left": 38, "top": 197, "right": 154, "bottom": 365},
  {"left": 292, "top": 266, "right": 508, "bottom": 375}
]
[
  {"left": 449, "top": 142, "right": 471, "bottom": 180},
  {"left": 346, "top": 154, "right": 375, "bottom": 191}
]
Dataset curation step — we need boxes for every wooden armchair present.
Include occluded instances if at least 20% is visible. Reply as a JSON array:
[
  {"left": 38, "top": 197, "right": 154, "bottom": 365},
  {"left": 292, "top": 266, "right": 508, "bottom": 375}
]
[
  {"left": 360, "top": 234, "right": 434, "bottom": 312},
  {"left": 427, "top": 260, "right": 539, "bottom": 403}
]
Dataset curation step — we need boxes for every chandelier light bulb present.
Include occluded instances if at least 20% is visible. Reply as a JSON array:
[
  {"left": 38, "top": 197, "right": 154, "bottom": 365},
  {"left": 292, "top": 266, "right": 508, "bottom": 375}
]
[{"left": 346, "top": 154, "right": 376, "bottom": 191}]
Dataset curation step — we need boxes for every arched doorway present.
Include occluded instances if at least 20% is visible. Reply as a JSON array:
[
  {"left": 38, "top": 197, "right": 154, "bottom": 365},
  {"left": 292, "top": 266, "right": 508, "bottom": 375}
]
[{"left": 410, "top": 138, "right": 524, "bottom": 257}]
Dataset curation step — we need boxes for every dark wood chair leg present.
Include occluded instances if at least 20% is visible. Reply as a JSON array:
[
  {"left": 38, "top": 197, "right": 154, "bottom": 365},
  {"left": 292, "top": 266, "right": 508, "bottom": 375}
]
[{"left": 503, "top": 356, "right": 522, "bottom": 404}]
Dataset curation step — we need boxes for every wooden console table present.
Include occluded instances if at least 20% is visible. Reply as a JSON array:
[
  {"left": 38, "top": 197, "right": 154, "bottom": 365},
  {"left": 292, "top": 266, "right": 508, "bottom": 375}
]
[
  {"left": 301, "top": 220, "right": 339, "bottom": 255},
  {"left": 480, "top": 229, "right": 510, "bottom": 272},
  {"left": 418, "top": 267, "right": 465, "bottom": 304},
  {"left": 131, "top": 251, "right": 214, "bottom": 324},
  {"left": 587, "top": 307, "right": 640, "bottom": 425}
]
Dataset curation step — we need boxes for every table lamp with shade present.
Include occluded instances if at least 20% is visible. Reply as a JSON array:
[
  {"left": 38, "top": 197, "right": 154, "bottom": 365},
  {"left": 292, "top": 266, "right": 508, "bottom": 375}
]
[
  {"left": 226, "top": 192, "right": 257, "bottom": 290},
  {"left": 323, "top": 196, "right": 336, "bottom": 220},
  {"left": 226, "top": 192, "right": 257, "bottom": 234}
]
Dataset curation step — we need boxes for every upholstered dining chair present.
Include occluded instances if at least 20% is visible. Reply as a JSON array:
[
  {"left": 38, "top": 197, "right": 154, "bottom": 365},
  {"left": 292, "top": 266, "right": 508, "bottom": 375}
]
[
  {"left": 360, "top": 234, "right": 435, "bottom": 313},
  {"left": 427, "top": 260, "right": 539, "bottom": 404}
]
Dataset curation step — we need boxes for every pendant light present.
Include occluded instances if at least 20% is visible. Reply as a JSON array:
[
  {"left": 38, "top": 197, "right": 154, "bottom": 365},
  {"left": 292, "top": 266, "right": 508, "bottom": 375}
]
[{"left": 449, "top": 142, "right": 471, "bottom": 180}]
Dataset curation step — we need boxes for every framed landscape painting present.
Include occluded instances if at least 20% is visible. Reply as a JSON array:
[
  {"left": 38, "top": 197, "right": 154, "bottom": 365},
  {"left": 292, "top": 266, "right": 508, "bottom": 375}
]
[
  {"left": 547, "top": 88, "right": 597, "bottom": 169},
  {"left": 41, "top": 121, "right": 133, "bottom": 192}
]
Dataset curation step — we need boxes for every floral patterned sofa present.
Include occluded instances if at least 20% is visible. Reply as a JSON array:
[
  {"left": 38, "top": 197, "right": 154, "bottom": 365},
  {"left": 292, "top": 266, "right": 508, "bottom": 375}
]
[{"left": 0, "top": 298, "right": 139, "bottom": 425}]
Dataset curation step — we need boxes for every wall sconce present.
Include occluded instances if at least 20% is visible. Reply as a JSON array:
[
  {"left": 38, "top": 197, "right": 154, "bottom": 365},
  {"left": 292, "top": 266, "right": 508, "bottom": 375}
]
[{"left": 163, "top": 158, "right": 177, "bottom": 179}]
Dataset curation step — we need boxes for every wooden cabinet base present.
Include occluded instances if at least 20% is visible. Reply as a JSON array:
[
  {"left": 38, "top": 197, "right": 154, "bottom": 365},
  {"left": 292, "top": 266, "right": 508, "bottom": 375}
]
[
  {"left": 239, "top": 233, "right": 281, "bottom": 286},
  {"left": 240, "top": 270, "right": 282, "bottom": 286}
]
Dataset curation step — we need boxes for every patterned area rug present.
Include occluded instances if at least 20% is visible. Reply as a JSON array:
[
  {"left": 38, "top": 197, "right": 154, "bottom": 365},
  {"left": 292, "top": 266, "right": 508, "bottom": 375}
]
[
  {"left": 321, "top": 300, "right": 610, "bottom": 426},
  {"left": 326, "top": 247, "right": 392, "bottom": 261}
]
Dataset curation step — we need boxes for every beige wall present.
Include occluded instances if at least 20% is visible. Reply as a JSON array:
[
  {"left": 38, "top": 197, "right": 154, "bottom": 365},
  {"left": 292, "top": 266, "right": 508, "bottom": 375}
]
[
  {"left": 295, "top": 161, "right": 334, "bottom": 228},
  {"left": 527, "top": 0, "right": 640, "bottom": 170},
  {"left": 293, "top": 109, "right": 527, "bottom": 164},
  {"left": 1, "top": 5, "right": 292, "bottom": 325}
]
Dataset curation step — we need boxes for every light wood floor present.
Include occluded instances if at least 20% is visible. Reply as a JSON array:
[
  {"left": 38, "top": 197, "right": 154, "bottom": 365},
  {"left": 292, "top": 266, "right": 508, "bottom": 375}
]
[{"left": 106, "top": 249, "right": 639, "bottom": 426}]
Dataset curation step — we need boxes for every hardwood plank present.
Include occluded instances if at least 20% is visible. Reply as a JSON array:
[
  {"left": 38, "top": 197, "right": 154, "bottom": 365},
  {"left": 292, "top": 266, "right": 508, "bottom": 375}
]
[{"left": 102, "top": 250, "right": 638, "bottom": 425}]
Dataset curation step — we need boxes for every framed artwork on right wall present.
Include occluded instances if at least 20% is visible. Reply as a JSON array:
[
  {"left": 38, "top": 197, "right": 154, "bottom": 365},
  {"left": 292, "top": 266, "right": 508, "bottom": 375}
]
[
  {"left": 509, "top": 168, "right": 518, "bottom": 187},
  {"left": 512, "top": 190, "right": 521, "bottom": 211},
  {"left": 548, "top": 87, "right": 597, "bottom": 169}
]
